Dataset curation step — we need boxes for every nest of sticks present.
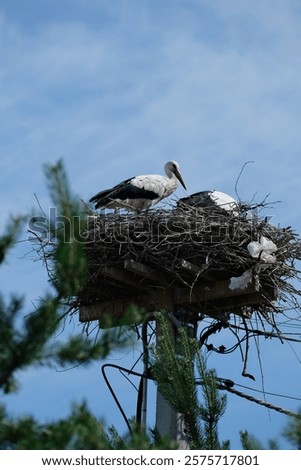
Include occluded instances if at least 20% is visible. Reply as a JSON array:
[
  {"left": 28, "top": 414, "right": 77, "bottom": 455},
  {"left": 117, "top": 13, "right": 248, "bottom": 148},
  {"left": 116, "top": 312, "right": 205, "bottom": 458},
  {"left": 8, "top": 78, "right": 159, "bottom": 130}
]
[{"left": 78, "top": 199, "right": 301, "bottom": 323}]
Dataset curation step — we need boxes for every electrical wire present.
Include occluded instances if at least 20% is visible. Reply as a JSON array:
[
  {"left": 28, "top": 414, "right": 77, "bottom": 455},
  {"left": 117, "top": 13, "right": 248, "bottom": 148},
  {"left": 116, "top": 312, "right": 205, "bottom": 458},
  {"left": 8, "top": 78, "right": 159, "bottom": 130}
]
[
  {"left": 195, "top": 376, "right": 301, "bottom": 418},
  {"left": 195, "top": 376, "right": 301, "bottom": 402},
  {"left": 219, "top": 384, "right": 301, "bottom": 419},
  {"left": 220, "top": 379, "right": 301, "bottom": 402},
  {"left": 101, "top": 318, "right": 154, "bottom": 435},
  {"left": 101, "top": 363, "right": 145, "bottom": 435}
]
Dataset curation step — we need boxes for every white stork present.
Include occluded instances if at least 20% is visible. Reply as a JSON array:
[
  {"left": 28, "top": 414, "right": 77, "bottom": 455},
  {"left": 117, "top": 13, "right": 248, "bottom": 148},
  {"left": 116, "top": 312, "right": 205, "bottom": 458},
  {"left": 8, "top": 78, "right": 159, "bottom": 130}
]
[
  {"left": 89, "top": 161, "right": 186, "bottom": 211},
  {"left": 178, "top": 190, "right": 238, "bottom": 214}
]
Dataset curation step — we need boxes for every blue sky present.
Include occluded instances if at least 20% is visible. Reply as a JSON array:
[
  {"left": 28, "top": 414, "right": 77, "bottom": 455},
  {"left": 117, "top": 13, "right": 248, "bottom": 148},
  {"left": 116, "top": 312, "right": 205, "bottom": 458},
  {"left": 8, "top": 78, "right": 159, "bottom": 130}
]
[{"left": 1, "top": 0, "right": 301, "bottom": 449}]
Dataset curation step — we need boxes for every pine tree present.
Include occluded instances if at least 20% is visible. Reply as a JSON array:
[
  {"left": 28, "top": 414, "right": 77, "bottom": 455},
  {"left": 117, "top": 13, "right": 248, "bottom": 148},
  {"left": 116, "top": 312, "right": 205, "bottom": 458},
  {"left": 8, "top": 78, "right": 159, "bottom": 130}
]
[{"left": 0, "top": 162, "right": 132, "bottom": 405}]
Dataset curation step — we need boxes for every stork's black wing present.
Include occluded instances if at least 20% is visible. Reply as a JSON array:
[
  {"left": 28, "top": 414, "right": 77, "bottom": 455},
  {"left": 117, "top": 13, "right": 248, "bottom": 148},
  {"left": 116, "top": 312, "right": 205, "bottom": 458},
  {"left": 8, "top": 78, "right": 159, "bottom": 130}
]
[
  {"left": 178, "top": 191, "right": 214, "bottom": 207},
  {"left": 89, "top": 177, "right": 158, "bottom": 209}
]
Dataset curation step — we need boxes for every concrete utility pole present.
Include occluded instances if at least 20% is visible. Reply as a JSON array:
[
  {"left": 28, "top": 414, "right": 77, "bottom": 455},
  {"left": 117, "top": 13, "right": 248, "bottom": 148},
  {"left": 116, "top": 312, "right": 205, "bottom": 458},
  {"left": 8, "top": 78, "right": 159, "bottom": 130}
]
[
  {"left": 156, "top": 390, "right": 189, "bottom": 449},
  {"left": 154, "top": 312, "right": 196, "bottom": 449}
]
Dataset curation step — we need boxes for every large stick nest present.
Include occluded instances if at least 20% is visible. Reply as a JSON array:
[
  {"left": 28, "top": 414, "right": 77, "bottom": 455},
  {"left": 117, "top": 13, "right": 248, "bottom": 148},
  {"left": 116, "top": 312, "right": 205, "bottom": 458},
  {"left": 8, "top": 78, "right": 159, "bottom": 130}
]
[{"left": 79, "top": 200, "right": 301, "bottom": 320}]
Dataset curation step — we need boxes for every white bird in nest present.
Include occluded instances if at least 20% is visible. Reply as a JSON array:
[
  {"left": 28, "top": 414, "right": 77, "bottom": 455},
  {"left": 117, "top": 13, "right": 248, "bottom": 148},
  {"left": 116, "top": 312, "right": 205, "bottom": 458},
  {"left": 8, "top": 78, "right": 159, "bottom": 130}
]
[
  {"left": 89, "top": 161, "right": 186, "bottom": 212},
  {"left": 178, "top": 190, "right": 239, "bottom": 214}
]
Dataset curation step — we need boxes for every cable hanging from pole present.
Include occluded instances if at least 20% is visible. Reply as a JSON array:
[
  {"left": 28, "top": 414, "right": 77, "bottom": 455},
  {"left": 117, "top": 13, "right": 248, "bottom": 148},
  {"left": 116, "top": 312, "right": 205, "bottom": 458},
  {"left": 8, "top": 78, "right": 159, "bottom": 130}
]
[
  {"left": 101, "top": 318, "right": 154, "bottom": 436},
  {"left": 195, "top": 377, "right": 301, "bottom": 419},
  {"left": 101, "top": 363, "right": 147, "bottom": 435},
  {"left": 218, "top": 383, "right": 301, "bottom": 419}
]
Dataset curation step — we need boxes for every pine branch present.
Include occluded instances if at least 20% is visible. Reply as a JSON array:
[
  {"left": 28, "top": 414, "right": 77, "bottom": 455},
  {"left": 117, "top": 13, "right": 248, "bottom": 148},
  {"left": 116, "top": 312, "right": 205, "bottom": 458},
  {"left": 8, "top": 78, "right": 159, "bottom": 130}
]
[
  {"left": 151, "top": 313, "right": 229, "bottom": 449},
  {"left": 0, "top": 295, "right": 61, "bottom": 392},
  {"left": 0, "top": 216, "right": 24, "bottom": 263},
  {"left": 41, "top": 160, "right": 88, "bottom": 297},
  {"left": 43, "top": 159, "right": 79, "bottom": 220}
]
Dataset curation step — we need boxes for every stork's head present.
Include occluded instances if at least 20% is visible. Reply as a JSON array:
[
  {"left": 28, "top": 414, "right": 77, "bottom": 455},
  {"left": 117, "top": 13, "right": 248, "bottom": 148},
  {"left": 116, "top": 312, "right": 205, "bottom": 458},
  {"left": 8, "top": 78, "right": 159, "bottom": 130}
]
[{"left": 164, "top": 161, "right": 187, "bottom": 190}]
